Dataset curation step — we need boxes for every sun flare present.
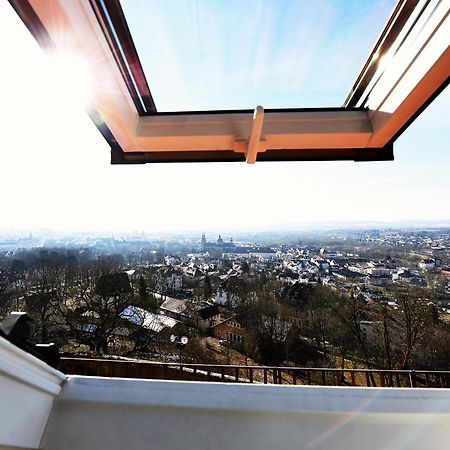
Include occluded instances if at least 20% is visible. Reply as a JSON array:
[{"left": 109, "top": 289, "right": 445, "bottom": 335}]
[{"left": 42, "top": 52, "right": 94, "bottom": 111}]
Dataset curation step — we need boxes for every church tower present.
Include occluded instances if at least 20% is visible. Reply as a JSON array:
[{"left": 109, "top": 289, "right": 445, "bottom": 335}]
[{"left": 201, "top": 233, "right": 207, "bottom": 250}]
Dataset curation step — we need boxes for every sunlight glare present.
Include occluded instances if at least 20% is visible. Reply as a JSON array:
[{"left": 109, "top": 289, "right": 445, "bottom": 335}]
[
  {"left": 376, "top": 49, "right": 394, "bottom": 74},
  {"left": 42, "top": 52, "right": 93, "bottom": 111}
]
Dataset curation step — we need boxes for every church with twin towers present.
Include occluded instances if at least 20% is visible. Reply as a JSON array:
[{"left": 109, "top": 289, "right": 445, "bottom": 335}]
[{"left": 201, "top": 234, "right": 235, "bottom": 252}]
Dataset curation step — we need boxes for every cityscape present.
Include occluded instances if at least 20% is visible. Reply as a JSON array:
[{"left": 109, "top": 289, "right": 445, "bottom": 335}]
[{"left": 1, "top": 225, "right": 449, "bottom": 375}]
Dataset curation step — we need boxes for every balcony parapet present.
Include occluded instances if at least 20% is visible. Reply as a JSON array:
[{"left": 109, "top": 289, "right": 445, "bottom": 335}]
[
  {"left": 41, "top": 375, "right": 450, "bottom": 450},
  {"left": 0, "top": 336, "right": 65, "bottom": 449}
]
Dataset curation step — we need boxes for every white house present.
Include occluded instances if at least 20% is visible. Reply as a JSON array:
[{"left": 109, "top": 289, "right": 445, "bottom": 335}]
[
  {"left": 215, "top": 287, "right": 228, "bottom": 306},
  {"left": 419, "top": 259, "right": 436, "bottom": 271}
]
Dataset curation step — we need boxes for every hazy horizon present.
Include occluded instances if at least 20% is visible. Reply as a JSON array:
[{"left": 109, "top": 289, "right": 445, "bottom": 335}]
[{"left": 1, "top": 218, "right": 450, "bottom": 239}]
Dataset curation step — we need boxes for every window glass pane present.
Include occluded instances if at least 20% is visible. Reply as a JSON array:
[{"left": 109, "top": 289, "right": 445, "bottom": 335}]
[{"left": 121, "top": 0, "right": 397, "bottom": 111}]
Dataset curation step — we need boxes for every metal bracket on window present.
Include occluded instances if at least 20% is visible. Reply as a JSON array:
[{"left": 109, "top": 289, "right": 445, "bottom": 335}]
[{"left": 232, "top": 106, "right": 267, "bottom": 164}]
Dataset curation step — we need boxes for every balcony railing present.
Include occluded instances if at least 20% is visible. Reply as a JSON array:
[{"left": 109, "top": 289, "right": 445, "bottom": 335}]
[{"left": 60, "top": 357, "right": 450, "bottom": 388}]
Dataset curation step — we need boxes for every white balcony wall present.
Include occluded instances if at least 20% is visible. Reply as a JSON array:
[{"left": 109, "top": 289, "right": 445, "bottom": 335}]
[
  {"left": 0, "top": 337, "right": 65, "bottom": 450},
  {"left": 42, "top": 376, "right": 450, "bottom": 450}
]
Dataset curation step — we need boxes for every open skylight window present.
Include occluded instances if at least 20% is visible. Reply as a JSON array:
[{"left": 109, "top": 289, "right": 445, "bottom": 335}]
[
  {"left": 8, "top": 0, "right": 449, "bottom": 164},
  {"left": 120, "top": 0, "right": 397, "bottom": 112}
]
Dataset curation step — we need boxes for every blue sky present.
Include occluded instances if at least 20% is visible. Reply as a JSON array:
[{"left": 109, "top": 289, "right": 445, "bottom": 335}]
[{"left": 0, "top": 0, "right": 449, "bottom": 234}]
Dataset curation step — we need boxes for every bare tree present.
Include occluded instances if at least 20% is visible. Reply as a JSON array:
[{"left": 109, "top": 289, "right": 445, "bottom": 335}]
[
  {"left": 58, "top": 263, "right": 133, "bottom": 354},
  {"left": 394, "top": 287, "right": 434, "bottom": 369},
  {"left": 26, "top": 256, "right": 66, "bottom": 342}
]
